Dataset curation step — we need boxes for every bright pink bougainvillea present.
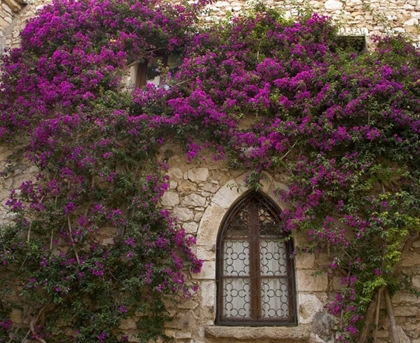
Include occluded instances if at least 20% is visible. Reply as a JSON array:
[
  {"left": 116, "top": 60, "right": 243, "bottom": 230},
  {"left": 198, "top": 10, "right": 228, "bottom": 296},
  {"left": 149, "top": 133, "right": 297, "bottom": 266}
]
[{"left": 1, "top": 1, "right": 420, "bottom": 342}]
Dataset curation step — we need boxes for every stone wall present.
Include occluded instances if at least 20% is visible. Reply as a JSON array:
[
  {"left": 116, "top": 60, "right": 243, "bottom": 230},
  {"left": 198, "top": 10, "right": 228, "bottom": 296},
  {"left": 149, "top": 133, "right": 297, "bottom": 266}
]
[
  {"left": 2, "top": 0, "right": 420, "bottom": 56},
  {"left": 147, "top": 143, "right": 420, "bottom": 343}
]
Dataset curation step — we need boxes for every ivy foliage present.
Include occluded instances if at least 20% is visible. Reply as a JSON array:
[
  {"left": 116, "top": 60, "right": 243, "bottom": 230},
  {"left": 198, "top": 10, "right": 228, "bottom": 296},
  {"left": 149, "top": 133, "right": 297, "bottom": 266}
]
[{"left": 1, "top": 0, "right": 420, "bottom": 342}]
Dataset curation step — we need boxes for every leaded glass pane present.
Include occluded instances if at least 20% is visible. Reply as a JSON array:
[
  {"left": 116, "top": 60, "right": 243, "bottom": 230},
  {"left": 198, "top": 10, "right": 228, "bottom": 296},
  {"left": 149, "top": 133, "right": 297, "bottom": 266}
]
[
  {"left": 261, "top": 278, "right": 289, "bottom": 318},
  {"left": 222, "top": 278, "right": 251, "bottom": 318},
  {"left": 260, "top": 240, "right": 287, "bottom": 276}
]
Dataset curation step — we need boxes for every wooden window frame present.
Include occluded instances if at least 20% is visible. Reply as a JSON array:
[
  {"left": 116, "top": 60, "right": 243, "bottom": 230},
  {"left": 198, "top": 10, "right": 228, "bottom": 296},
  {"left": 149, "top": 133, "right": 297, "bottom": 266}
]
[{"left": 216, "top": 192, "right": 297, "bottom": 326}]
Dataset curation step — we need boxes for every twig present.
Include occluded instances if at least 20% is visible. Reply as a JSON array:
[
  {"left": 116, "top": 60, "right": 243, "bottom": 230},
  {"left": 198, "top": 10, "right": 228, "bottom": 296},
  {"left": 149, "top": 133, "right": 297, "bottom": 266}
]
[
  {"left": 280, "top": 139, "right": 300, "bottom": 161},
  {"left": 67, "top": 216, "right": 81, "bottom": 265},
  {"left": 374, "top": 288, "right": 383, "bottom": 341},
  {"left": 29, "top": 306, "right": 47, "bottom": 343},
  {"left": 357, "top": 289, "right": 381, "bottom": 343},
  {"left": 385, "top": 288, "right": 399, "bottom": 343},
  {"left": 49, "top": 229, "right": 53, "bottom": 250},
  {"left": 26, "top": 221, "right": 33, "bottom": 243}
]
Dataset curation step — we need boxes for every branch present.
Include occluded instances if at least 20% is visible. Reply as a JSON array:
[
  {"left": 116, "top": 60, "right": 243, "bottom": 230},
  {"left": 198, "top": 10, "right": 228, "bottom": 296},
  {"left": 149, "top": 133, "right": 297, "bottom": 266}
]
[
  {"left": 357, "top": 289, "right": 381, "bottom": 343},
  {"left": 67, "top": 216, "right": 80, "bottom": 265},
  {"left": 29, "top": 306, "right": 47, "bottom": 343},
  {"left": 374, "top": 288, "right": 383, "bottom": 341},
  {"left": 280, "top": 139, "right": 300, "bottom": 161},
  {"left": 385, "top": 288, "right": 399, "bottom": 343}
]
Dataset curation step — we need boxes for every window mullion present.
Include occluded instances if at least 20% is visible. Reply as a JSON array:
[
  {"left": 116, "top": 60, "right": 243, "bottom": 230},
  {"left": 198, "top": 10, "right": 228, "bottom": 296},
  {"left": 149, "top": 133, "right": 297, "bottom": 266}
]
[{"left": 249, "top": 199, "right": 261, "bottom": 319}]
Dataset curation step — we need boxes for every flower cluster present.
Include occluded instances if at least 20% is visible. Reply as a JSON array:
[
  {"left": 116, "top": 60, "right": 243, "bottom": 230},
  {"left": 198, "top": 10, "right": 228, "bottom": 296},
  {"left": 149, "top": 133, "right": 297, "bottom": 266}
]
[{"left": 1, "top": 1, "right": 420, "bottom": 342}]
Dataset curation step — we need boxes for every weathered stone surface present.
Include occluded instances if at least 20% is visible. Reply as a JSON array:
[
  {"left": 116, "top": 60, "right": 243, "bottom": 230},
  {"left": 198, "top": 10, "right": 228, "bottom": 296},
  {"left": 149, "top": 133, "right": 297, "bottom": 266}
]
[
  {"left": 187, "top": 168, "right": 209, "bottom": 182},
  {"left": 194, "top": 212, "right": 203, "bottom": 222},
  {"left": 325, "top": 0, "right": 343, "bottom": 10},
  {"left": 200, "top": 281, "right": 215, "bottom": 308},
  {"left": 166, "top": 310, "right": 196, "bottom": 330},
  {"left": 299, "top": 294, "right": 324, "bottom": 324},
  {"left": 196, "top": 245, "right": 216, "bottom": 261},
  {"left": 3, "top": 0, "right": 23, "bottom": 12},
  {"left": 404, "top": 18, "right": 418, "bottom": 25},
  {"left": 178, "top": 300, "right": 199, "bottom": 310},
  {"left": 205, "top": 325, "right": 311, "bottom": 340},
  {"left": 196, "top": 205, "right": 227, "bottom": 245},
  {"left": 202, "top": 183, "right": 219, "bottom": 193},
  {"left": 211, "top": 184, "right": 243, "bottom": 208},
  {"left": 177, "top": 180, "right": 197, "bottom": 193},
  {"left": 161, "top": 191, "right": 180, "bottom": 206},
  {"left": 182, "top": 221, "right": 198, "bottom": 234},
  {"left": 192, "top": 261, "right": 215, "bottom": 280},
  {"left": 399, "top": 252, "right": 418, "bottom": 266},
  {"left": 172, "top": 207, "right": 194, "bottom": 221},
  {"left": 297, "top": 270, "right": 328, "bottom": 292},
  {"left": 312, "top": 312, "right": 334, "bottom": 341},
  {"left": 168, "top": 167, "right": 183, "bottom": 179},
  {"left": 120, "top": 318, "right": 136, "bottom": 330},
  {"left": 295, "top": 252, "right": 315, "bottom": 269},
  {"left": 182, "top": 193, "right": 206, "bottom": 207},
  {"left": 393, "top": 306, "right": 419, "bottom": 317},
  {"left": 10, "top": 309, "right": 22, "bottom": 323},
  {"left": 396, "top": 326, "right": 411, "bottom": 343},
  {"left": 392, "top": 292, "right": 420, "bottom": 304}
]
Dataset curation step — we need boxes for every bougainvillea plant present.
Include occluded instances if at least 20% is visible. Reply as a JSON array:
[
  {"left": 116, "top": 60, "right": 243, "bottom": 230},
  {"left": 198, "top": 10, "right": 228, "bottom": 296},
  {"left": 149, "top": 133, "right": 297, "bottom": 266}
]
[{"left": 1, "top": 0, "right": 420, "bottom": 342}]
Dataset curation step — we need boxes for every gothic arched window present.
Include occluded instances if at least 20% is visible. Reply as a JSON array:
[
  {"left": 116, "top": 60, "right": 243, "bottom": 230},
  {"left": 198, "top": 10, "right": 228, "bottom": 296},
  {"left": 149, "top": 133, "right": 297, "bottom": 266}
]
[{"left": 216, "top": 192, "right": 297, "bottom": 326}]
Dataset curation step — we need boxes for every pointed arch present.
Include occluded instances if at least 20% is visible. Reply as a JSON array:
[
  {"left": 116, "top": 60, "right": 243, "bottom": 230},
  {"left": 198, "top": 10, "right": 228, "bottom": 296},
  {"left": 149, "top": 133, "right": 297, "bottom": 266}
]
[{"left": 215, "top": 191, "right": 297, "bottom": 326}]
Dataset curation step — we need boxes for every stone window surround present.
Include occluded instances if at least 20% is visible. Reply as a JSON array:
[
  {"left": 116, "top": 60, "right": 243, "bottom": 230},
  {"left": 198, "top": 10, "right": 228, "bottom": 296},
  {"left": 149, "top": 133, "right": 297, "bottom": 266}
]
[{"left": 193, "top": 172, "right": 314, "bottom": 342}]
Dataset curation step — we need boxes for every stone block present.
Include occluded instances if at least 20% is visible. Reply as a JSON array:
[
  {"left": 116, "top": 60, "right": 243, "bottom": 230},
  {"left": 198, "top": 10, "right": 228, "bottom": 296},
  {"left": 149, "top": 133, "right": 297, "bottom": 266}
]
[
  {"left": 194, "top": 212, "right": 203, "bottom": 222},
  {"left": 196, "top": 245, "right": 216, "bottom": 261},
  {"left": 205, "top": 325, "right": 311, "bottom": 340},
  {"left": 312, "top": 312, "right": 334, "bottom": 341},
  {"left": 202, "top": 183, "right": 220, "bottom": 193},
  {"left": 3, "top": 0, "right": 22, "bottom": 12},
  {"left": 325, "top": 0, "right": 343, "bottom": 10},
  {"left": 297, "top": 270, "right": 328, "bottom": 292},
  {"left": 161, "top": 191, "right": 179, "bottom": 207},
  {"left": 196, "top": 205, "right": 227, "bottom": 245},
  {"left": 168, "top": 167, "right": 183, "bottom": 179},
  {"left": 200, "top": 281, "right": 216, "bottom": 308},
  {"left": 404, "top": 18, "right": 419, "bottom": 26},
  {"left": 187, "top": 168, "right": 209, "bottom": 182},
  {"left": 392, "top": 292, "right": 420, "bottom": 304},
  {"left": 182, "top": 193, "right": 206, "bottom": 207},
  {"left": 211, "top": 184, "right": 243, "bottom": 209},
  {"left": 177, "top": 300, "right": 199, "bottom": 310},
  {"left": 375, "top": 330, "right": 389, "bottom": 338},
  {"left": 10, "top": 309, "right": 22, "bottom": 323},
  {"left": 119, "top": 318, "right": 136, "bottom": 330},
  {"left": 177, "top": 180, "right": 197, "bottom": 193},
  {"left": 393, "top": 306, "right": 419, "bottom": 317},
  {"left": 172, "top": 207, "right": 194, "bottom": 221},
  {"left": 397, "top": 326, "right": 411, "bottom": 343},
  {"left": 182, "top": 222, "right": 198, "bottom": 234},
  {"left": 295, "top": 252, "right": 315, "bottom": 269},
  {"left": 298, "top": 293, "right": 324, "bottom": 324}
]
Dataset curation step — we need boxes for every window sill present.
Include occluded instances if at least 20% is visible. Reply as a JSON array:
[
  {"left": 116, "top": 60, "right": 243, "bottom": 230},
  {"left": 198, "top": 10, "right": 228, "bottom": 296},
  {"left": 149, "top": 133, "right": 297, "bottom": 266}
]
[{"left": 204, "top": 324, "right": 311, "bottom": 341}]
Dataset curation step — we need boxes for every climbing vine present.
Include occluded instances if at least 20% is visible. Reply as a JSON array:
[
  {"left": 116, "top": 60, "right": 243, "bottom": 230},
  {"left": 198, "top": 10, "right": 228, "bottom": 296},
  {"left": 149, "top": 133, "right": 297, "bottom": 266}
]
[{"left": 1, "top": 0, "right": 420, "bottom": 342}]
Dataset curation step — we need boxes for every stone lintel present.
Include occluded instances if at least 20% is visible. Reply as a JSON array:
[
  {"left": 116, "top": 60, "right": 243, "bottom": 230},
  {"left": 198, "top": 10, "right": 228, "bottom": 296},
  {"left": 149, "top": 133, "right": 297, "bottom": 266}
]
[{"left": 204, "top": 325, "right": 311, "bottom": 341}]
